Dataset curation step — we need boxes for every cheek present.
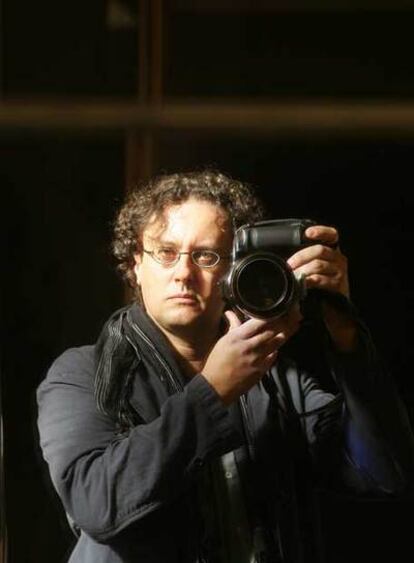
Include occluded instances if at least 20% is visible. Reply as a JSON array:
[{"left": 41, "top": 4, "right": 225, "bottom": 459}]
[
  {"left": 203, "top": 272, "right": 223, "bottom": 299},
  {"left": 136, "top": 266, "right": 154, "bottom": 300},
  {"left": 140, "top": 280, "right": 162, "bottom": 315},
  {"left": 141, "top": 269, "right": 162, "bottom": 295}
]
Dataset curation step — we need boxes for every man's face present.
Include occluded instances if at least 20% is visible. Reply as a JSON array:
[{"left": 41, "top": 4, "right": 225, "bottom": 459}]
[{"left": 134, "top": 198, "right": 233, "bottom": 338}]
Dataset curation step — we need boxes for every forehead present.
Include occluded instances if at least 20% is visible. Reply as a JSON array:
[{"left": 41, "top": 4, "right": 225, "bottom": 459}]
[{"left": 143, "top": 198, "right": 232, "bottom": 245}]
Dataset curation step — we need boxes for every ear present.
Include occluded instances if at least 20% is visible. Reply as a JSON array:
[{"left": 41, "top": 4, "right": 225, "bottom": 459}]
[{"left": 133, "top": 253, "right": 142, "bottom": 286}]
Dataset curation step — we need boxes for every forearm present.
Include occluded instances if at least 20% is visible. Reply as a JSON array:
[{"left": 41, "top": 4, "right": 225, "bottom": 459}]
[
  {"left": 37, "top": 373, "right": 242, "bottom": 542},
  {"left": 330, "top": 330, "right": 414, "bottom": 495},
  {"left": 321, "top": 300, "right": 359, "bottom": 352}
]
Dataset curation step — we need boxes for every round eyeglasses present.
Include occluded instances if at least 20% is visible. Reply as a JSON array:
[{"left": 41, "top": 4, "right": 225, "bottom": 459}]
[{"left": 143, "top": 248, "right": 231, "bottom": 268}]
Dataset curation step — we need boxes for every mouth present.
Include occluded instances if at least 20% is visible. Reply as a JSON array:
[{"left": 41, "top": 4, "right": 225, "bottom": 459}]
[{"left": 168, "top": 293, "right": 199, "bottom": 304}]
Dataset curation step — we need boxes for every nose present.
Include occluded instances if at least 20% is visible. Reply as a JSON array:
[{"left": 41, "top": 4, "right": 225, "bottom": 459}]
[{"left": 173, "top": 253, "right": 197, "bottom": 283}]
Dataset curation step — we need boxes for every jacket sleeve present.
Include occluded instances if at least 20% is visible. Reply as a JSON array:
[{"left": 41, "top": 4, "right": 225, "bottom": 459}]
[
  {"left": 296, "top": 325, "right": 414, "bottom": 496},
  {"left": 328, "top": 325, "right": 414, "bottom": 495},
  {"left": 36, "top": 346, "right": 243, "bottom": 542}
]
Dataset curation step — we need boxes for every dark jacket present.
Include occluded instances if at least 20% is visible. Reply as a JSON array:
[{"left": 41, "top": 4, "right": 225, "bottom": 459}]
[{"left": 37, "top": 304, "right": 414, "bottom": 562}]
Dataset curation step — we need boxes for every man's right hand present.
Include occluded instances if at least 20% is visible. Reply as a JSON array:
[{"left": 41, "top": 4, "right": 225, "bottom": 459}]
[{"left": 201, "top": 308, "right": 302, "bottom": 405}]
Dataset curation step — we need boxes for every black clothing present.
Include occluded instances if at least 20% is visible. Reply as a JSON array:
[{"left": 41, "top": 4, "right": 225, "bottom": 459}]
[{"left": 37, "top": 304, "right": 414, "bottom": 562}]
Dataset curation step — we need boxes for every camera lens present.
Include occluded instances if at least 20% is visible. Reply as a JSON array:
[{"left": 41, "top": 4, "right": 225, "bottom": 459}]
[
  {"left": 237, "top": 258, "right": 288, "bottom": 312},
  {"left": 222, "top": 252, "right": 299, "bottom": 319}
]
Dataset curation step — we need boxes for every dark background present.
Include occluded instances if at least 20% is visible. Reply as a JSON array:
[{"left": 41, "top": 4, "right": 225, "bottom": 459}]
[{"left": 2, "top": 1, "right": 414, "bottom": 562}]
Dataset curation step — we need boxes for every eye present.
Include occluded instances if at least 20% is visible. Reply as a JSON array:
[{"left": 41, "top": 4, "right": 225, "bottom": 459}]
[
  {"left": 155, "top": 247, "right": 178, "bottom": 263},
  {"left": 193, "top": 250, "right": 219, "bottom": 267}
]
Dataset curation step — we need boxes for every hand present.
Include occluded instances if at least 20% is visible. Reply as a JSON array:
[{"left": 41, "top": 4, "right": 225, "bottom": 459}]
[
  {"left": 287, "top": 224, "right": 349, "bottom": 298},
  {"left": 202, "top": 307, "right": 302, "bottom": 405},
  {"left": 287, "top": 224, "right": 357, "bottom": 352}
]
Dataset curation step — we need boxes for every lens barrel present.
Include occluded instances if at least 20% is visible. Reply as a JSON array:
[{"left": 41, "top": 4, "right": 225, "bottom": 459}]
[{"left": 222, "top": 252, "right": 301, "bottom": 319}]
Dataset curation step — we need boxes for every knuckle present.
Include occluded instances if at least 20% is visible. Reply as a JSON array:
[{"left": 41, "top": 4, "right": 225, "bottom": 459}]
[{"left": 313, "top": 259, "right": 325, "bottom": 273}]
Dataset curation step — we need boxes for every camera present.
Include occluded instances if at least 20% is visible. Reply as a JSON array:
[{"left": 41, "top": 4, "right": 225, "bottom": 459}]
[{"left": 221, "top": 218, "right": 319, "bottom": 320}]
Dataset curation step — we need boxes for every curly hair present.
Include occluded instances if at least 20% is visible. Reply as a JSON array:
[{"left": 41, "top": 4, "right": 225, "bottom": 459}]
[{"left": 112, "top": 169, "right": 265, "bottom": 292}]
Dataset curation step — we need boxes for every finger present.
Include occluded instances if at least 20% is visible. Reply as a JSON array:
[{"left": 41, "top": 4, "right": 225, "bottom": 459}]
[
  {"left": 244, "top": 304, "right": 303, "bottom": 346},
  {"left": 293, "top": 259, "right": 338, "bottom": 279},
  {"left": 236, "top": 316, "right": 280, "bottom": 339},
  {"left": 256, "top": 312, "right": 301, "bottom": 345},
  {"left": 249, "top": 328, "right": 286, "bottom": 350},
  {"left": 305, "top": 225, "right": 339, "bottom": 246},
  {"left": 224, "top": 310, "right": 242, "bottom": 331},
  {"left": 287, "top": 244, "right": 338, "bottom": 270},
  {"left": 262, "top": 349, "right": 279, "bottom": 371},
  {"left": 304, "top": 274, "right": 349, "bottom": 297},
  {"left": 260, "top": 333, "right": 287, "bottom": 355}
]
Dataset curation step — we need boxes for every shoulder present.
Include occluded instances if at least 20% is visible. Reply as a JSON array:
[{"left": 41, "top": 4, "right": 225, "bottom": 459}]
[
  {"left": 49, "top": 344, "right": 95, "bottom": 377},
  {"left": 39, "top": 345, "right": 96, "bottom": 392},
  {"left": 51, "top": 344, "right": 95, "bottom": 372}
]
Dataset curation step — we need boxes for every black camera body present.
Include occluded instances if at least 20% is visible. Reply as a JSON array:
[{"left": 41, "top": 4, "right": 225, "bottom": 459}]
[{"left": 221, "top": 218, "right": 318, "bottom": 319}]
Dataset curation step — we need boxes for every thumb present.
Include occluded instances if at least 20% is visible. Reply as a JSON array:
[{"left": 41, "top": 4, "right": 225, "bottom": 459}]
[{"left": 224, "top": 309, "right": 242, "bottom": 331}]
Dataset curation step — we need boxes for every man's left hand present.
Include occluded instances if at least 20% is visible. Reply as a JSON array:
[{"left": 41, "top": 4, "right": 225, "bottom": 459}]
[{"left": 287, "top": 224, "right": 358, "bottom": 352}]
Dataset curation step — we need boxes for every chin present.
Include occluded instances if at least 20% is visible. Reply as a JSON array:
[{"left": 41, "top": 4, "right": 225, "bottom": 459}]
[
  {"left": 169, "top": 312, "right": 203, "bottom": 329},
  {"left": 164, "top": 309, "right": 215, "bottom": 333}
]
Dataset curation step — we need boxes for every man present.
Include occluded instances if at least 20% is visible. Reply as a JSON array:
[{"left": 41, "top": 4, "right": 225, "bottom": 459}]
[{"left": 37, "top": 170, "right": 414, "bottom": 562}]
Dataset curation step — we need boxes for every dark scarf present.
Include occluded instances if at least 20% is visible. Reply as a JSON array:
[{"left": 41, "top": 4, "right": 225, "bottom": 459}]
[
  {"left": 94, "top": 303, "right": 189, "bottom": 431},
  {"left": 94, "top": 305, "right": 143, "bottom": 431},
  {"left": 94, "top": 292, "right": 347, "bottom": 431}
]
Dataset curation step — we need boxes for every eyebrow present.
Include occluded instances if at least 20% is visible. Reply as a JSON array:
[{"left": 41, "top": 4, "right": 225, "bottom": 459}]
[
  {"left": 147, "top": 236, "right": 223, "bottom": 250},
  {"left": 146, "top": 237, "right": 178, "bottom": 247}
]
